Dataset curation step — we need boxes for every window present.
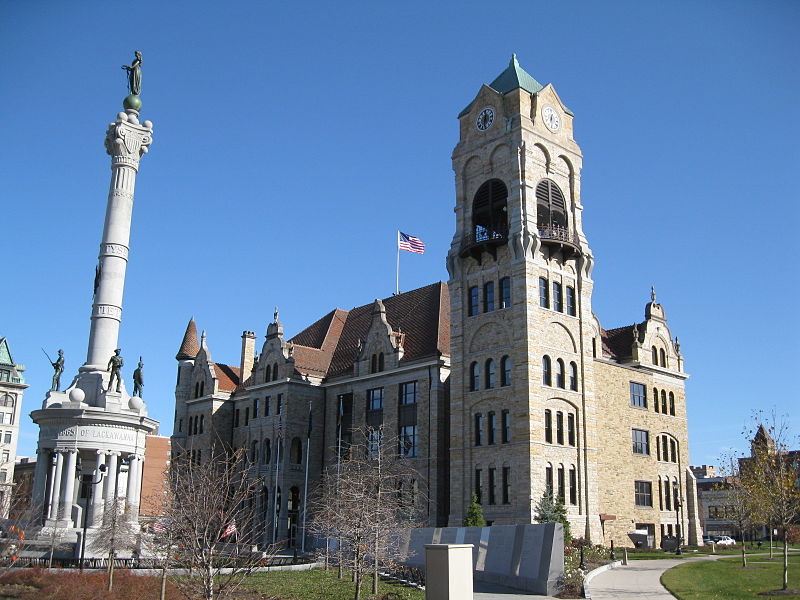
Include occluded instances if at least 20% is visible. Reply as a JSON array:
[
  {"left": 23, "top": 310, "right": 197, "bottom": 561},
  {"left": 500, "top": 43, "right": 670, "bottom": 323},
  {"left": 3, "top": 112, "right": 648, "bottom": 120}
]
[
  {"left": 592, "top": 337, "right": 597, "bottom": 358},
  {"left": 566, "top": 286, "right": 576, "bottom": 316},
  {"left": 500, "top": 277, "right": 511, "bottom": 309},
  {"left": 487, "top": 412, "right": 496, "bottom": 445},
  {"left": 539, "top": 277, "right": 549, "bottom": 308},
  {"left": 367, "top": 388, "right": 384, "bottom": 411},
  {"left": 468, "top": 286, "right": 480, "bottom": 317},
  {"left": 542, "top": 355, "right": 552, "bottom": 386},
  {"left": 199, "top": 414, "right": 204, "bottom": 434},
  {"left": 544, "top": 410, "right": 553, "bottom": 443},
  {"left": 368, "top": 428, "right": 382, "bottom": 455},
  {"left": 556, "top": 411, "right": 564, "bottom": 445},
  {"left": 290, "top": 438, "right": 302, "bottom": 464},
  {"left": 475, "top": 469, "right": 483, "bottom": 504},
  {"left": 469, "top": 362, "right": 479, "bottom": 391},
  {"left": 659, "top": 348, "right": 667, "bottom": 368},
  {"left": 545, "top": 464, "right": 553, "bottom": 497},
  {"left": 485, "top": 359, "right": 496, "bottom": 389},
  {"left": 371, "top": 354, "right": 377, "bottom": 373},
  {"left": 1, "top": 450, "right": 8, "bottom": 463},
  {"left": 399, "top": 425, "right": 417, "bottom": 457},
  {"left": 669, "top": 392, "right": 675, "bottom": 416},
  {"left": 400, "top": 381, "right": 417, "bottom": 405},
  {"left": 501, "top": 355, "right": 511, "bottom": 386},
  {"left": 635, "top": 480, "right": 653, "bottom": 507},
  {"left": 472, "top": 179, "right": 509, "bottom": 241},
  {"left": 656, "top": 436, "right": 661, "bottom": 461},
  {"left": 502, "top": 466, "right": 511, "bottom": 504},
  {"left": 662, "top": 436, "right": 669, "bottom": 462},
  {"left": 483, "top": 281, "right": 495, "bottom": 312},
  {"left": 661, "top": 390, "right": 667, "bottom": 414},
  {"left": 178, "top": 419, "right": 183, "bottom": 433},
  {"left": 552, "top": 282, "right": 563, "bottom": 312},
  {"left": 263, "top": 439, "right": 271, "bottom": 463},
  {"left": 630, "top": 382, "right": 647, "bottom": 408},
  {"left": 654, "top": 387, "right": 660, "bottom": 413},
  {"left": 277, "top": 393, "right": 283, "bottom": 415},
  {"left": 501, "top": 410, "right": 511, "bottom": 443},
  {"left": 265, "top": 364, "right": 272, "bottom": 382},
  {"left": 272, "top": 363, "right": 279, "bottom": 381},
  {"left": 234, "top": 409, "right": 240, "bottom": 427},
  {"left": 0, "top": 372, "right": 8, "bottom": 383},
  {"left": 569, "top": 466, "right": 577, "bottom": 505},
  {"left": 557, "top": 465, "right": 565, "bottom": 502},
  {"left": 244, "top": 407, "right": 250, "bottom": 426},
  {"left": 475, "top": 413, "right": 483, "bottom": 446},
  {"left": 252, "top": 397, "right": 259, "bottom": 418},
  {"left": 488, "top": 468, "right": 496, "bottom": 505},
  {"left": 536, "top": 179, "right": 567, "bottom": 230},
  {"left": 670, "top": 439, "right": 677, "bottom": 463},
  {"left": 556, "top": 359, "right": 565, "bottom": 389},
  {"left": 567, "top": 413, "right": 576, "bottom": 446},
  {"left": 632, "top": 428, "right": 650, "bottom": 455},
  {"left": 652, "top": 346, "right": 658, "bottom": 365},
  {"left": 569, "top": 362, "right": 578, "bottom": 391},
  {"left": 658, "top": 479, "right": 663, "bottom": 510},
  {"left": 664, "top": 478, "right": 672, "bottom": 510},
  {"left": 378, "top": 352, "right": 385, "bottom": 371},
  {"left": 265, "top": 395, "right": 271, "bottom": 416},
  {"left": 251, "top": 440, "right": 259, "bottom": 463}
]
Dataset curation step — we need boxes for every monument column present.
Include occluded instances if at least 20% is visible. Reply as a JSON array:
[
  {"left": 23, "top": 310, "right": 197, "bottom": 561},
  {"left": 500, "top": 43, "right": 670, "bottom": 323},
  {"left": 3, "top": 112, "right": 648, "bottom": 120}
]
[
  {"left": 60, "top": 450, "right": 78, "bottom": 524},
  {"left": 125, "top": 454, "right": 140, "bottom": 521},
  {"left": 31, "top": 449, "right": 49, "bottom": 518},
  {"left": 49, "top": 451, "right": 63, "bottom": 520},
  {"left": 104, "top": 451, "right": 119, "bottom": 511}
]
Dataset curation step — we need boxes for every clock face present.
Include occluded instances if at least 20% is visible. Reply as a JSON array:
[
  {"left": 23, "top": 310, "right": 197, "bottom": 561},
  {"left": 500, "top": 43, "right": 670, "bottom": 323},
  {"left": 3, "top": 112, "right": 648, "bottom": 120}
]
[
  {"left": 542, "top": 106, "right": 561, "bottom": 132},
  {"left": 476, "top": 107, "right": 495, "bottom": 131}
]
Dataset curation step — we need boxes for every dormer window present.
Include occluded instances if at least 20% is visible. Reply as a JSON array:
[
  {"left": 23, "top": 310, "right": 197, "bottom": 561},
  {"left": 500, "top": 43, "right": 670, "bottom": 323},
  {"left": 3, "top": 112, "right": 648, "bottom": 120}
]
[
  {"left": 536, "top": 179, "right": 567, "bottom": 230},
  {"left": 472, "top": 179, "right": 508, "bottom": 242}
]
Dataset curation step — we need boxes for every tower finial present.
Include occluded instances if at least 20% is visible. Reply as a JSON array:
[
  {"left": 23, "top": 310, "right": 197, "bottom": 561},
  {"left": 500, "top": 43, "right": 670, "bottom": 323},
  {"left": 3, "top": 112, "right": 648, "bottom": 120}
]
[
  {"left": 273, "top": 306, "right": 279, "bottom": 323},
  {"left": 511, "top": 53, "right": 518, "bottom": 65},
  {"left": 651, "top": 286, "right": 657, "bottom": 302}
]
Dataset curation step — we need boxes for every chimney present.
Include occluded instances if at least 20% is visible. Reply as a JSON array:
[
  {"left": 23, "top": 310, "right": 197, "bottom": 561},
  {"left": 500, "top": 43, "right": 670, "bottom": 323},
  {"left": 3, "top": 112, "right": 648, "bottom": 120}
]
[{"left": 240, "top": 331, "right": 256, "bottom": 379}]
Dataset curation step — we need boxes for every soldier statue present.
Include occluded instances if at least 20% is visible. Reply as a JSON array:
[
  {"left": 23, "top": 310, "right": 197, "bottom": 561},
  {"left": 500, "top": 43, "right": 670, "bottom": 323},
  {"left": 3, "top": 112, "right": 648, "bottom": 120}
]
[
  {"left": 107, "top": 348, "right": 124, "bottom": 393},
  {"left": 51, "top": 349, "right": 64, "bottom": 392},
  {"left": 133, "top": 357, "right": 144, "bottom": 398}
]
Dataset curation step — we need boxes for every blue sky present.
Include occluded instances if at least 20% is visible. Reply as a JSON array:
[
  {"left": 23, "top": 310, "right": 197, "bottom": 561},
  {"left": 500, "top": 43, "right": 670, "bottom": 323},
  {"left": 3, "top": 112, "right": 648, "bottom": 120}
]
[{"left": 2, "top": 0, "right": 798, "bottom": 465}]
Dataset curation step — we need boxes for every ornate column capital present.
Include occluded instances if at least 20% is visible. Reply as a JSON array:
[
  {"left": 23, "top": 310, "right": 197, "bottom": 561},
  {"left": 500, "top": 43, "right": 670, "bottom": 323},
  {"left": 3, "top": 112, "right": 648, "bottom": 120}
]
[{"left": 105, "top": 111, "right": 154, "bottom": 171}]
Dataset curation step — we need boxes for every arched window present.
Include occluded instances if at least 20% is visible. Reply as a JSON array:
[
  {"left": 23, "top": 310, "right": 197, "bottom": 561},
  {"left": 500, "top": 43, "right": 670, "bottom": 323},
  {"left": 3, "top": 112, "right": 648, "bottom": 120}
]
[
  {"left": 552, "top": 282, "right": 563, "bottom": 312},
  {"left": 670, "top": 439, "right": 677, "bottom": 463},
  {"left": 556, "top": 411, "right": 564, "bottom": 444},
  {"left": 290, "top": 438, "right": 303, "bottom": 464},
  {"left": 272, "top": 363, "right": 279, "bottom": 381},
  {"left": 569, "top": 465, "right": 577, "bottom": 505},
  {"left": 468, "top": 286, "right": 480, "bottom": 317},
  {"left": 652, "top": 346, "right": 658, "bottom": 365},
  {"left": 569, "top": 362, "right": 578, "bottom": 391},
  {"left": 378, "top": 352, "right": 385, "bottom": 372},
  {"left": 474, "top": 413, "right": 483, "bottom": 446},
  {"left": 487, "top": 412, "right": 496, "bottom": 445},
  {"left": 199, "top": 414, "right": 204, "bottom": 434},
  {"left": 656, "top": 435, "right": 661, "bottom": 461},
  {"left": 2, "top": 395, "right": 14, "bottom": 408},
  {"left": 265, "top": 364, "right": 272, "bottom": 382},
  {"left": 545, "top": 463, "right": 554, "bottom": 497},
  {"left": 662, "top": 436, "right": 669, "bottom": 462},
  {"left": 659, "top": 348, "right": 667, "bottom": 368},
  {"left": 501, "top": 355, "right": 512, "bottom": 386},
  {"left": 539, "top": 277, "right": 549, "bottom": 308},
  {"left": 661, "top": 390, "right": 667, "bottom": 414},
  {"left": 263, "top": 439, "right": 271, "bottom": 464},
  {"left": 542, "top": 355, "right": 552, "bottom": 386},
  {"left": 568, "top": 413, "right": 576, "bottom": 446},
  {"left": 370, "top": 355, "right": 377, "bottom": 374},
  {"left": 536, "top": 179, "right": 567, "bottom": 230},
  {"left": 557, "top": 464, "right": 565, "bottom": 501},
  {"left": 251, "top": 440, "right": 259, "bottom": 463},
  {"left": 669, "top": 392, "right": 675, "bottom": 416},
  {"left": 485, "top": 359, "right": 496, "bottom": 389},
  {"left": 200, "top": 381, "right": 204, "bottom": 396},
  {"left": 556, "top": 359, "right": 565, "bottom": 389},
  {"left": 483, "top": 281, "right": 495, "bottom": 312},
  {"left": 472, "top": 179, "right": 509, "bottom": 240},
  {"left": 654, "top": 387, "right": 660, "bottom": 413},
  {"left": 500, "top": 277, "right": 511, "bottom": 309},
  {"left": 289, "top": 486, "right": 300, "bottom": 511},
  {"left": 469, "top": 362, "right": 479, "bottom": 391},
  {"left": 566, "top": 286, "right": 576, "bottom": 316},
  {"left": 544, "top": 409, "right": 553, "bottom": 443}
]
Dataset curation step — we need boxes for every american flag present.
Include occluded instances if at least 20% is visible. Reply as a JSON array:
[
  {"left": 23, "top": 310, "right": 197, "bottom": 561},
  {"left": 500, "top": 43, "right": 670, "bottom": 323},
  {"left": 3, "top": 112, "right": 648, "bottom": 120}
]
[
  {"left": 398, "top": 231, "right": 425, "bottom": 254},
  {"left": 221, "top": 521, "right": 237, "bottom": 539},
  {"left": 153, "top": 519, "right": 170, "bottom": 533}
]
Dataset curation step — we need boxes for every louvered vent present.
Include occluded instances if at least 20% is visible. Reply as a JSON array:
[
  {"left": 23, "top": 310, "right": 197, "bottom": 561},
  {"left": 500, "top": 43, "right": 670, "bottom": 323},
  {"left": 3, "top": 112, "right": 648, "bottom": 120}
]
[
  {"left": 472, "top": 179, "right": 508, "bottom": 234},
  {"left": 536, "top": 179, "right": 567, "bottom": 228}
]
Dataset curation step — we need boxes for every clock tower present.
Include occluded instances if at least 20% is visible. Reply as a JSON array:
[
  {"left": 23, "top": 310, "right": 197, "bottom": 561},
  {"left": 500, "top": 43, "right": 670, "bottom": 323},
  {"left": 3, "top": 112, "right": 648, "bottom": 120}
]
[{"left": 447, "top": 55, "right": 601, "bottom": 540}]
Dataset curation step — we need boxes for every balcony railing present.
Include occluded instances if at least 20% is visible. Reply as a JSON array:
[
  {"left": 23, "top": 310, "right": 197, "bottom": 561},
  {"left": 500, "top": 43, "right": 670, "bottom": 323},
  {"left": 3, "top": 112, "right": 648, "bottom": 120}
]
[
  {"left": 538, "top": 224, "right": 579, "bottom": 246},
  {"left": 459, "top": 225, "right": 509, "bottom": 258}
]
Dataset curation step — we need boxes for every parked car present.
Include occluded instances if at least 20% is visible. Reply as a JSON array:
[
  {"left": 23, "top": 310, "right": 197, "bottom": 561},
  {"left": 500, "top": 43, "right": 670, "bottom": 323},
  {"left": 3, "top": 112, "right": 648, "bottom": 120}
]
[{"left": 709, "top": 535, "right": 736, "bottom": 546}]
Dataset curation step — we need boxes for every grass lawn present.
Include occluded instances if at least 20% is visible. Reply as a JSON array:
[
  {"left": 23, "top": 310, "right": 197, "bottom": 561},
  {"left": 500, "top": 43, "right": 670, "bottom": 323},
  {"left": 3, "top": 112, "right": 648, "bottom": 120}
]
[
  {"left": 243, "top": 568, "right": 425, "bottom": 600},
  {"left": 662, "top": 554, "right": 800, "bottom": 599}
]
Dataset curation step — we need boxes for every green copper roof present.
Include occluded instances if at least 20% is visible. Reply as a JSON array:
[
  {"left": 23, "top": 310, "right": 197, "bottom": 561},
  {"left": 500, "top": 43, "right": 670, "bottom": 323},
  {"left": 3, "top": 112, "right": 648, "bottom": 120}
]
[
  {"left": 489, "top": 54, "right": 544, "bottom": 95},
  {"left": 459, "top": 54, "right": 574, "bottom": 117},
  {"left": 0, "top": 338, "right": 12, "bottom": 366}
]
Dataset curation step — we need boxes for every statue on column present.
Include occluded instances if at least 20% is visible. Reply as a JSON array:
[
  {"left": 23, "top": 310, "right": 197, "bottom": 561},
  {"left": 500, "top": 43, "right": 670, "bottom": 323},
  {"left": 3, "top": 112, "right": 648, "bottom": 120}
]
[
  {"left": 121, "top": 51, "right": 142, "bottom": 96},
  {"left": 107, "top": 349, "right": 124, "bottom": 393},
  {"left": 133, "top": 357, "right": 144, "bottom": 398},
  {"left": 50, "top": 349, "right": 64, "bottom": 392}
]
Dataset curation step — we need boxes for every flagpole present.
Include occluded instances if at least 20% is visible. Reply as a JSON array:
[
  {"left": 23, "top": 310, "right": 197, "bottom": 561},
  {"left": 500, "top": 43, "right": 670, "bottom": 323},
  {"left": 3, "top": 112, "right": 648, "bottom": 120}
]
[
  {"left": 301, "top": 400, "right": 311, "bottom": 553},
  {"left": 395, "top": 230, "right": 400, "bottom": 295}
]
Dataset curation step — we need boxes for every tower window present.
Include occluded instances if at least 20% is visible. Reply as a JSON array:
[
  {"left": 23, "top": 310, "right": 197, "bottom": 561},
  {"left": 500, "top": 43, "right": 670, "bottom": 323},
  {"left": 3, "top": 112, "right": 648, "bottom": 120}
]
[
  {"left": 661, "top": 390, "right": 667, "bottom": 414},
  {"left": 469, "top": 362, "right": 479, "bottom": 391},
  {"left": 568, "top": 413, "right": 576, "bottom": 446},
  {"left": 468, "top": 286, "right": 479, "bottom": 317},
  {"left": 557, "top": 465, "right": 565, "bottom": 502},
  {"left": 553, "top": 282, "right": 563, "bottom": 312},
  {"left": 488, "top": 467, "right": 497, "bottom": 505},
  {"left": 569, "top": 466, "right": 577, "bottom": 505},
  {"left": 472, "top": 179, "right": 509, "bottom": 242},
  {"left": 500, "top": 277, "right": 511, "bottom": 309},
  {"left": 502, "top": 466, "right": 511, "bottom": 504},
  {"left": 652, "top": 346, "right": 658, "bottom": 365},
  {"left": 556, "top": 411, "right": 564, "bottom": 445},
  {"left": 483, "top": 281, "right": 495, "bottom": 312},
  {"left": 569, "top": 361, "right": 578, "bottom": 391},
  {"left": 475, "top": 469, "right": 483, "bottom": 504},
  {"left": 487, "top": 411, "right": 496, "bottom": 445},
  {"left": 501, "top": 355, "right": 511, "bottom": 387},
  {"left": 566, "top": 286, "right": 576, "bottom": 316},
  {"left": 660, "top": 348, "right": 667, "bottom": 368},
  {"left": 669, "top": 392, "right": 675, "bottom": 416},
  {"left": 654, "top": 387, "right": 660, "bottom": 413},
  {"left": 544, "top": 409, "right": 553, "bottom": 443},
  {"left": 539, "top": 277, "right": 549, "bottom": 308},
  {"left": 556, "top": 359, "right": 566, "bottom": 389},
  {"left": 501, "top": 409, "right": 511, "bottom": 443},
  {"left": 378, "top": 352, "right": 385, "bottom": 372},
  {"left": 474, "top": 413, "right": 483, "bottom": 446},
  {"left": 536, "top": 179, "right": 567, "bottom": 230},
  {"left": 542, "top": 355, "right": 552, "bottom": 386},
  {"left": 272, "top": 363, "right": 279, "bottom": 381},
  {"left": 485, "top": 359, "right": 496, "bottom": 389},
  {"left": 545, "top": 464, "right": 553, "bottom": 497}
]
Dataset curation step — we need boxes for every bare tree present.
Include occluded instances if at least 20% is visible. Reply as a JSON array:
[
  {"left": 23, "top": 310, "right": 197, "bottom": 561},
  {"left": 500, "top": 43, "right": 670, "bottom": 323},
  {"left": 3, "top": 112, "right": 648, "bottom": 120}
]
[
  {"left": 742, "top": 415, "right": 800, "bottom": 592},
  {"left": 89, "top": 497, "right": 140, "bottom": 591},
  {"left": 716, "top": 452, "right": 756, "bottom": 567},
  {"left": 309, "top": 426, "right": 425, "bottom": 600},
  {"left": 166, "top": 447, "right": 272, "bottom": 600}
]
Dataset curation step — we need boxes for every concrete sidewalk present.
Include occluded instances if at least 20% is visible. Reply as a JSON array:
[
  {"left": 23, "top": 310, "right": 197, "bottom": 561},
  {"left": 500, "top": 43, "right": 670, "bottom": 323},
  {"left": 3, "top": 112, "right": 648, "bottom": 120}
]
[
  {"left": 473, "top": 580, "right": 559, "bottom": 599},
  {"left": 585, "top": 556, "right": 716, "bottom": 600}
]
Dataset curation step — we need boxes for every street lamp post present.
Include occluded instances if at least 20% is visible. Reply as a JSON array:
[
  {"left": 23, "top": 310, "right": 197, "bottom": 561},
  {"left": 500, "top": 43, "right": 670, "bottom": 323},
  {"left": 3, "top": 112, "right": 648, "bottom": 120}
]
[
  {"left": 674, "top": 499, "right": 682, "bottom": 555},
  {"left": 78, "top": 461, "right": 107, "bottom": 570}
]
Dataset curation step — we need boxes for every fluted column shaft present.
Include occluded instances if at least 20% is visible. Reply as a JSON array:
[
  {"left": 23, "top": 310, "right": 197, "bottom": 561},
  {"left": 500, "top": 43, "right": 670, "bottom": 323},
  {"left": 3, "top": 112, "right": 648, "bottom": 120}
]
[
  {"left": 60, "top": 450, "right": 78, "bottom": 524},
  {"left": 31, "top": 449, "right": 49, "bottom": 519},
  {"left": 88, "top": 452, "right": 107, "bottom": 527},
  {"left": 47, "top": 451, "right": 62, "bottom": 520},
  {"left": 104, "top": 452, "right": 119, "bottom": 513},
  {"left": 125, "top": 454, "right": 140, "bottom": 521}
]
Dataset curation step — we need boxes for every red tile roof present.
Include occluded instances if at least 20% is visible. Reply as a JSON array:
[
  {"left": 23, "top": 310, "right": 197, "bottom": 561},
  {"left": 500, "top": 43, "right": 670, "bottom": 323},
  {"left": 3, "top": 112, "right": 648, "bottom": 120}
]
[
  {"left": 600, "top": 323, "right": 643, "bottom": 361},
  {"left": 213, "top": 363, "right": 240, "bottom": 392},
  {"left": 176, "top": 318, "right": 200, "bottom": 360}
]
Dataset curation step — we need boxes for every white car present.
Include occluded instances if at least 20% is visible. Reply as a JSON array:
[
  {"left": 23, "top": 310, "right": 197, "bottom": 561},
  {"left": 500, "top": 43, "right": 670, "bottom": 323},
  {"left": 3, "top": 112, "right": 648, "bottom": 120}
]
[{"left": 709, "top": 536, "right": 736, "bottom": 546}]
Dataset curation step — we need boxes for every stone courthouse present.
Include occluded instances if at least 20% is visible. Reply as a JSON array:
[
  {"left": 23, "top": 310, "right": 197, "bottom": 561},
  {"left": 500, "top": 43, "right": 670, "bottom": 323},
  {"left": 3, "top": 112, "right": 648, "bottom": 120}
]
[{"left": 171, "top": 56, "right": 702, "bottom": 548}]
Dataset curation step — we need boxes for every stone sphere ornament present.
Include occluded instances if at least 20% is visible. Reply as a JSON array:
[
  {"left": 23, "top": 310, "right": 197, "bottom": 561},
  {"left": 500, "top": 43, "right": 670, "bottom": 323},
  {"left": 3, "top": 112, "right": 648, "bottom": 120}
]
[
  {"left": 69, "top": 388, "right": 86, "bottom": 404},
  {"left": 129, "top": 396, "right": 144, "bottom": 410},
  {"left": 123, "top": 94, "right": 142, "bottom": 111}
]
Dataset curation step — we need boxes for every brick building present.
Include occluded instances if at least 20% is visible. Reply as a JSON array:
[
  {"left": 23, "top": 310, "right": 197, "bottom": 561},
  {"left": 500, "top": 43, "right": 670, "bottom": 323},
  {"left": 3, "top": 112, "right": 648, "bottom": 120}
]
[{"left": 170, "top": 56, "right": 702, "bottom": 549}]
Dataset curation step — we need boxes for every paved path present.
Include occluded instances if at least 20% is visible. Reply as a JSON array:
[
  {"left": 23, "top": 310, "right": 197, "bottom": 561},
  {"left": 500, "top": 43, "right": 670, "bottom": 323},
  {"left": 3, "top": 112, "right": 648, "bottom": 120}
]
[{"left": 585, "top": 556, "right": 717, "bottom": 600}]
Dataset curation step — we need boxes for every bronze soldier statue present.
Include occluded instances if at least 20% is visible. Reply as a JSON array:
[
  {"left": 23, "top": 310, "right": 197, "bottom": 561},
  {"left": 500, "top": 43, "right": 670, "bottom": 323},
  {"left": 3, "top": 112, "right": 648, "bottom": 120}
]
[
  {"left": 133, "top": 357, "right": 144, "bottom": 398},
  {"left": 51, "top": 349, "right": 64, "bottom": 392},
  {"left": 107, "top": 348, "right": 124, "bottom": 393}
]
